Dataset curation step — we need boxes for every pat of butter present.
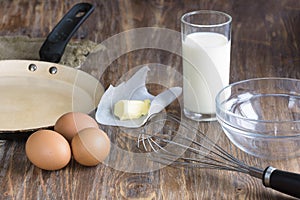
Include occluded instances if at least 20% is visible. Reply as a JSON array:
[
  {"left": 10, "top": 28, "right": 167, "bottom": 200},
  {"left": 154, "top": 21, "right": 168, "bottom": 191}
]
[{"left": 114, "top": 99, "right": 151, "bottom": 120}]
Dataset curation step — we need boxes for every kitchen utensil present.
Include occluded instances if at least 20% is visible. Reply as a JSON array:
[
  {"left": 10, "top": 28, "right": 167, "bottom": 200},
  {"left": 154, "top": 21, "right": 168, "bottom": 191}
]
[
  {"left": 215, "top": 77, "right": 300, "bottom": 159},
  {"left": 0, "top": 3, "right": 104, "bottom": 139},
  {"left": 137, "top": 114, "right": 300, "bottom": 198}
]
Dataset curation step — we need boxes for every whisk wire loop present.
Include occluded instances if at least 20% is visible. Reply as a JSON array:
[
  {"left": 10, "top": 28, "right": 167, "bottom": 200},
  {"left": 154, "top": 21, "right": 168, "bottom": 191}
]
[{"left": 138, "top": 113, "right": 262, "bottom": 176}]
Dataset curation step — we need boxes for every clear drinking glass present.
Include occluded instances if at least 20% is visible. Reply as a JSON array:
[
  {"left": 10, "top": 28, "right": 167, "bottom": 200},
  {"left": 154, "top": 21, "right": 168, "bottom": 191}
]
[{"left": 181, "top": 10, "right": 232, "bottom": 121}]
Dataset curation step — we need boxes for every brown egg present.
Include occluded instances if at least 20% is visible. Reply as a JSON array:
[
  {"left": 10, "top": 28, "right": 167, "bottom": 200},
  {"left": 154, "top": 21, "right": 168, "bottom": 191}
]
[
  {"left": 54, "top": 112, "right": 99, "bottom": 142},
  {"left": 71, "top": 127, "right": 110, "bottom": 166},
  {"left": 25, "top": 130, "right": 71, "bottom": 171}
]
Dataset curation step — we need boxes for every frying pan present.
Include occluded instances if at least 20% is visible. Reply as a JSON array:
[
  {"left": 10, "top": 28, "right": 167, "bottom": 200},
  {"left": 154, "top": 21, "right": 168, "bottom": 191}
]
[{"left": 0, "top": 3, "right": 104, "bottom": 139}]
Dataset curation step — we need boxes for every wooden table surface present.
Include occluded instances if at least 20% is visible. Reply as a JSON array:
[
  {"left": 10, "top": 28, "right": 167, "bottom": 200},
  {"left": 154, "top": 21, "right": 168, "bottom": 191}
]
[{"left": 0, "top": 0, "right": 300, "bottom": 199}]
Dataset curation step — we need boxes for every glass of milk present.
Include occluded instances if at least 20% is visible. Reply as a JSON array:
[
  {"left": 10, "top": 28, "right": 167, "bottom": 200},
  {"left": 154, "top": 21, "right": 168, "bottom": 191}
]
[{"left": 181, "top": 10, "right": 232, "bottom": 121}]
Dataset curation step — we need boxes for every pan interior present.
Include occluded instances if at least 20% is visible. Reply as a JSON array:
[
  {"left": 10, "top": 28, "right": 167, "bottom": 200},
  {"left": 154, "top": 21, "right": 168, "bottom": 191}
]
[{"left": 0, "top": 60, "right": 103, "bottom": 132}]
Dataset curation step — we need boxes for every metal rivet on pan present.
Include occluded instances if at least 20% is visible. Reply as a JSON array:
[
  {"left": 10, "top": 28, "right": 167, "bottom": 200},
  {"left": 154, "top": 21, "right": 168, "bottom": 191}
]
[
  {"left": 49, "top": 66, "right": 58, "bottom": 74},
  {"left": 28, "top": 64, "right": 37, "bottom": 72}
]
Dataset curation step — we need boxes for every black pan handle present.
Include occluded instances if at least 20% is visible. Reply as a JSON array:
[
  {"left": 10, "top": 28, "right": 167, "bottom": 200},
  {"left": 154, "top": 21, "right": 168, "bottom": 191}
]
[
  {"left": 39, "top": 2, "right": 95, "bottom": 63},
  {"left": 262, "top": 166, "right": 300, "bottom": 198}
]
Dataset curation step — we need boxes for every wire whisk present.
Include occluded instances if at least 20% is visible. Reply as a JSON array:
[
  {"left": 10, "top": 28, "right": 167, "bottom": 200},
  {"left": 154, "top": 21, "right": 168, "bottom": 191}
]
[{"left": 137, "top": 114, "right": 300, "bottom": 198}]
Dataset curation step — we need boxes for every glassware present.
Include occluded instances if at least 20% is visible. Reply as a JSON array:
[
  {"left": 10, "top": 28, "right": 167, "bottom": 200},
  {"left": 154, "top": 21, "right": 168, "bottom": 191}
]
[{"left": 181, "top": 10, "right": 232, "bottom": 121}]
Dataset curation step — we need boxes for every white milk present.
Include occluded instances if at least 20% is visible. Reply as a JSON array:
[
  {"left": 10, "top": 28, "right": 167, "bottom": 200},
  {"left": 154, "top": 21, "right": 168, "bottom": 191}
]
[{"left": 182, "top": 32, "right": 231, "bottom": 114}]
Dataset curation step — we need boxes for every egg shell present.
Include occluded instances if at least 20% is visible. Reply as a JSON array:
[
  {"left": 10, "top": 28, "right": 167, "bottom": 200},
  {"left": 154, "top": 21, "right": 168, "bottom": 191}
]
[
  {"left": 71, "top": 127, "right": 110, "bottom": 166},
  {"left": 25, "top": 130, "right": 71, "bottom": 171},
  {"left": 54, "top": 112, "right": 99, "bottom": 142}
]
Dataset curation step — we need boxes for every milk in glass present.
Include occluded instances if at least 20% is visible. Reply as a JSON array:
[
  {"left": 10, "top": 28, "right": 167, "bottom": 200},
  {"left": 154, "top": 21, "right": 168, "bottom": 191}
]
[{"left": 182, "top": 32, "right": 231, "bottom": 115}]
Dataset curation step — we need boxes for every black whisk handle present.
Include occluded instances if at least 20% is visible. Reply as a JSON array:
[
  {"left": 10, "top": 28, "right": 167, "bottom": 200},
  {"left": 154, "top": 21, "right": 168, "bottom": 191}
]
[{"left": 262, "top": 166, "right": 300, "bottom": 198}]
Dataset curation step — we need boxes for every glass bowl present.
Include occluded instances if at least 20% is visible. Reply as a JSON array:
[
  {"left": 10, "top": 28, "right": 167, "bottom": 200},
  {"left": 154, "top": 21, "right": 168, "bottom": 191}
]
[{"left": 216, "top": 78, "right": 300, "bottom": 159}]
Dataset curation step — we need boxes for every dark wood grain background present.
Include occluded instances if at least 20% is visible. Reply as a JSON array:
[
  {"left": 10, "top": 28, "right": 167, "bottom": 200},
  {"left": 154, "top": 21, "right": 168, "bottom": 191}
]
[{"left": 0, "top": 0, "right": 299, "bottom": 199}]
